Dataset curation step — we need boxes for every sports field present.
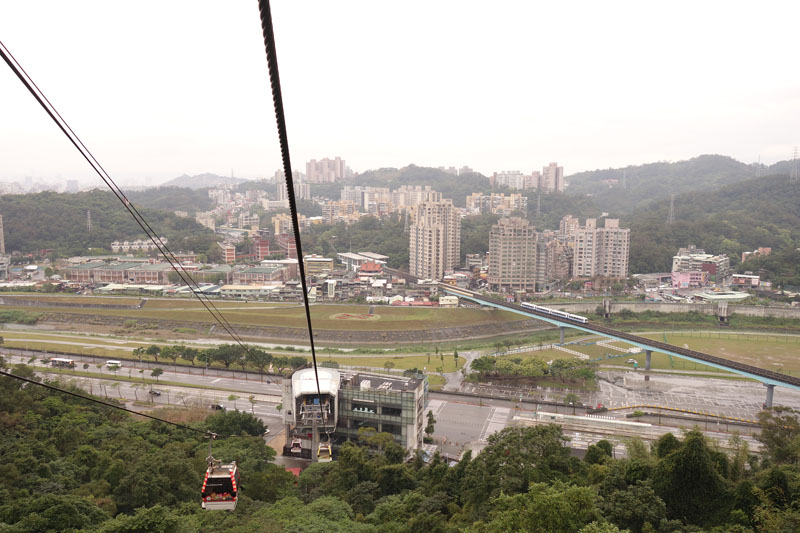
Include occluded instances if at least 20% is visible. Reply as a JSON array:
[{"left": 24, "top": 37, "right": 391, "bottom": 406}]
[{"left": 0, "top": 302, "right": 523, "bottom": 330}]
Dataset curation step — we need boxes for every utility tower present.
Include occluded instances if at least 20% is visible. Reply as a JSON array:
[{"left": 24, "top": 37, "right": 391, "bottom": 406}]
[
  {"left": 86, "top": 210, "right": 92, "bottom": 232},
  {"left": 666, "top": 195, "right": 675, "bottom": 225},
  {"left": 791, "top": 147, "right": 799, "bottom": 182}
]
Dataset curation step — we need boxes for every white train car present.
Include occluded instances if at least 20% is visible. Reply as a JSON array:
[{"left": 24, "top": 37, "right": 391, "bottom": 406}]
[{"left": 520, "top": 302, "right": 588, "bottom": 324}]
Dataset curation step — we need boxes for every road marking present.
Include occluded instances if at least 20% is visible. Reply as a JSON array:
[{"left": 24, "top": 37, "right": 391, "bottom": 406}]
[
  {"left": 480, "top": 407, "right": 510, "bottom": 441},
  {"left": 211, "top": 378, "right": 222, "bottom": 383}
]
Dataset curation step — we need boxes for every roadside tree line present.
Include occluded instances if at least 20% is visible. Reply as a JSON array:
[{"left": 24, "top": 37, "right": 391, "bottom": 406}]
[{"left": 131, "top": 343, "right": 308, "bottom": 378}]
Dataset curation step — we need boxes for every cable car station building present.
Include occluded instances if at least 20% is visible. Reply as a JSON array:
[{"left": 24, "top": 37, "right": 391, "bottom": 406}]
[{"left": 282, "top": 368, "right": 427, "bottom": 458}]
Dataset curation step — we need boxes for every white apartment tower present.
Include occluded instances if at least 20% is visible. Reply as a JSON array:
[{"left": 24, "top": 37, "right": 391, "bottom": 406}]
[
  {"left": 409, "top": 200, "right": 460, "bottom": 280},
  {"left": 488, "top": 217, "right": 538, "bottom": 291},
  {"left": 541, "top": 163, "right": 564, "bottom": 193},
  {"left": 573, "top": 218, "right": 630, "bottom": 278}
]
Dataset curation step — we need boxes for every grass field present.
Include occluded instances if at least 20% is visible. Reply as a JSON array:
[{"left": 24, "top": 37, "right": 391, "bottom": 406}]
[{"left": 1, "top": 303, "right": 523, "bottom": 330}]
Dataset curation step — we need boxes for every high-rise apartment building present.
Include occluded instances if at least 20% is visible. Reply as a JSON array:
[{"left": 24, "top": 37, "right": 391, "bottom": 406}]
[
  {"left": 541, "top": 163, "right": 565, "bottom": 193},
  {"left": 573, "top": 218, "right": 630, "bottom": 278},
  {"left": 466, "top": 193, "right": 528, "bottom": 216},
  {"left": 559, "top": 215, "right": 580, "bottom": 237},
  {"left": 409, "top": 200, "right": 460, "bottom": 280},
  {"left": 487, "top": 217, "right": 538, "bottom": 291},
  {"left": 276, "top": 171, "right": 310, "bottom": 201},
  {"left": 306, "top": 157, "right": 352, "bottom": 183}
]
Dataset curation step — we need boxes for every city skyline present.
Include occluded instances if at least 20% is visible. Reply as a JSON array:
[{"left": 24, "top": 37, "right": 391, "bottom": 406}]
[{"left": 1, "top": 1, "right": 799, "bottom": 185}]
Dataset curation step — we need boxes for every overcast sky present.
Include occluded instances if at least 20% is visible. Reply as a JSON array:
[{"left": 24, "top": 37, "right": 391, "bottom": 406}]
[{"left": 1, "top": 1, "right": 799, "bottom": 186}]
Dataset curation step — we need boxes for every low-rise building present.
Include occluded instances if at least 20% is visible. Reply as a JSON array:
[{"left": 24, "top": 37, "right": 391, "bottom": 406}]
[
  {"left": 126, "top": 262, "right": 173, "bottom": 284},
  {"left": 232, "top": 266, "right": 286, "bottom": 284},
  {"left": 672, "top": 245, "right": 730, "bottom": 283},
  {"left": 304, "top": 255, "right": 334, "bottom": 276},
  {"left": 671, "top": 270, "right": 708, "bottom": 288}
]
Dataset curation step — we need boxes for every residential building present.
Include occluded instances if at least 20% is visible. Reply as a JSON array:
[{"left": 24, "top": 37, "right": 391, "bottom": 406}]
[
  {"left": 671, "top": 270, "right": 708, "bottom": 288},
  {"left": 306, "top": 157, "right": 352, "bottom": 183},
  {"left": 238, "top": 213, "right": 259, "bottom": 229},
  {"left": 741, "top": 247, "right": 772, "bottom": 263},
  {"left": 110, "top": 238, "right": 168, "bottom": 253},
  {"left": 219, "top": 243, "right": 236, "bottom": 264},
  {"left": 573, "top": 218, "right": 630, "bottom": 278},
  {"left": 465, "top": 193, "right": 528, "bottom": 216},
  {"left": 540, "top": 162, "right": 565, "bottom": 192},
  {"left": 232, "top": 266, "right": 286, "bottom": 284},
  {"left": 492, "top": 171, "right": 527, "bottom": 190},
  {"left": 488, "top": 217, "right": 538, "bottom": 291},
  {"left": 535, "top": 232, "right": 571, "bottom": 290},
  {"left": 672, "top": 245, "right": 731, "bottom": 282},
  {"left": 261, "top": 258, "right": 298, "bottom": 279},
  {"left": 276, "top": 172, "right": 310, "bottom": 201},
  {"left": 409, "top": 200, "right": 461, "bottom": 280},
  {"left": 558, "top": 215, "right": 580, "bottom": 237},
  {"left": 196, "top": 213, "right": 216, "bottom": 231},
  {"left": 304, "top": 255, "right": 334, "bottom": 276},
  {"left": 391, "top": 185, "right": 442, "bottom": 207}
]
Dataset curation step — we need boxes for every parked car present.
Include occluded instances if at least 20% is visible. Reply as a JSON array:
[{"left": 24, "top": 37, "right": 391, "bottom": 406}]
[
  {"left": 626, "top": 359, "right": 637, "bottom": 364},
  {"left": 210, "top": 403, "right": 225, "bottom": 410},
  {"left": 148, "top": 389, "right": 162, "bottom": 396}
]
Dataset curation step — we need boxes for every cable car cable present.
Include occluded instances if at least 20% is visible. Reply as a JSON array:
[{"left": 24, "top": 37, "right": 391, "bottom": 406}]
[
  {"left": 256, "top": 0, "right": 322, "bottom": 398},
  {"left": 0, "top": 39, "right": 257, "bottom": 360}
]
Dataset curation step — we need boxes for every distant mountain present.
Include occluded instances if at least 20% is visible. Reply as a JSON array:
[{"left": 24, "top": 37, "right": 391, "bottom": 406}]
[
  {"left": 565, "top": 155, "right": 759, "bottom": 213},
  {"left": 160, "top": 173, "right": 249, "bottom": 190},
  {"left": 127, "top": 187, "right": 214, "bottom": 214}
]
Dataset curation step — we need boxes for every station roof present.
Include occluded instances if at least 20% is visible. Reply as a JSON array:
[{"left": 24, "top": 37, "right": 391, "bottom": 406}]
[{"left": 293, "top": 367, "right": 340, "bottom": 398}]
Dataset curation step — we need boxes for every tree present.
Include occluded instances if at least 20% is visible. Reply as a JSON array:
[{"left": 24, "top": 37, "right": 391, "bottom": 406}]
[
  {"left": 150, "top": 368, "right": 163, "bottom": 382},
  {"left": 756, "top": 407, "right": 800, "bottom": 465},
  {"left": 482, "top": 481, "right": 601, "bottom": 532},
  {"left": 211, "top": 344, "right": 243, "bottom": 369},
  {"left": 248, "top": 395, "right": 256, "bottom": 414},
  {"left": 179, "top": 347, "right": 197, "bottom": 366},
  {"left": 383, "top": 361, "right": 395, "bottom": 372},
  {"left": 206, "top": 410, "right": 267, "bottom": 436},
  {"left": 160, "top": 346, "right": 179, "bottom": 370},
  {"left": 228, "top": 394, "right": 239, "bottom": 410},
  {"left": 564, "top": 392, "right": 581, "bottom": 415},
  {"left": 145, "top": 345, "right": 161, "bottom": 363},
  {"left": 246, "top": 348, "right": 273, "bottom": 381},
  {"left": 425, "top": 410, "right": 436, "bottom": 437},
  {"left": 600, "top": 480, "right": 667, "bottom": 532},
  {"left": 652, "top": 429, "right": 728, "bottom": 526}
]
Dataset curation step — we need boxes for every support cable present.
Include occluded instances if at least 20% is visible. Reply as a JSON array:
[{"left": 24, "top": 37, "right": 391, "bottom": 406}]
[
  {"left": 0, "top": 39, "right": 255, "bottom": 358},
  {"left": 256, "top": 0, "right": 322, "bottom": 398}
]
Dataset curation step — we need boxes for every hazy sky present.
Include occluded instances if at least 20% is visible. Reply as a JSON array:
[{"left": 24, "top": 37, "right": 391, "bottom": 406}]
[{"left": 1, "top": 1, "right": 799, "bottom": 186}]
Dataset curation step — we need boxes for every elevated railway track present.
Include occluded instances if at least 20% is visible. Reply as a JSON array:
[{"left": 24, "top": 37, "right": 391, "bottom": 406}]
[{"left": 441, "top": 286, "right": 800, "bottom": 405}]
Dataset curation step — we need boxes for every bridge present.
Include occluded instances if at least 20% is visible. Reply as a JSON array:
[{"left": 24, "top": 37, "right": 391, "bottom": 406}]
[{"left": 441, "top": 286, "right": 800, "bottom": 407}]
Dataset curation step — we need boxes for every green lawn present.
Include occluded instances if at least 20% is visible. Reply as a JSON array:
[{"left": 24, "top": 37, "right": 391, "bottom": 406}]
[{"left": 2, "top": 303, "right": 523, "bottom": 330}]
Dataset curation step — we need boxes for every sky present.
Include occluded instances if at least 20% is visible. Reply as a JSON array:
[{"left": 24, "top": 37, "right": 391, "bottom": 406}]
[{"left": 1, "top": 1, "right": 799, "bottom": 187}]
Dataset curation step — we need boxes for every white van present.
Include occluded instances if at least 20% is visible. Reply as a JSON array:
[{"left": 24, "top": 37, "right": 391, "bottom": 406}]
[{"left": 106, "top": 360, "right": 123, "bottom": 368}]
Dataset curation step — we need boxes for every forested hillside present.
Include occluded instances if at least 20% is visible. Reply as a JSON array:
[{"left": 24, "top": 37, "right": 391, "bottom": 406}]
[
  {"left": 127, "top": 187, "right": 214, "bottom": 214},
  {"left": 0, "top": 191, "right": 219, "bottom": 257},
  {"left": 624, "top": 173, "right": 800, "bottom": 276},
  {"left": 159, "top": 173, "right": 249, "bottom": 190},
  {"left": 566, "top": 155, "right": 758, "bottom": 213},
  {"left": 2, "top": 359, "right": 800, "bottom": 532},
  {"left": 353, "top": 165, "right": 493, "bottom": 207}
]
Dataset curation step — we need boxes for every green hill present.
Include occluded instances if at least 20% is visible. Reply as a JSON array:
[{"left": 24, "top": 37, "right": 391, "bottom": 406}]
[
  {"left": 566, "top": 154, "right": 758, "bottom": 213},
  {"left": 0, "top": 190, "right": 220, "bottom": 257},
  {"left": 624, "top": 173, "right": 800, "bottom": 276}
]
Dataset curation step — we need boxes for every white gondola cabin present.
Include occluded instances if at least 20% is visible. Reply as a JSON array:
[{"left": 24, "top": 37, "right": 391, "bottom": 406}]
[
  {"left": 290, "top": 438, "right": 302, "bottom": 454},
  {"left": 201, "top": 461, "right": 239, "bottom": 511}
]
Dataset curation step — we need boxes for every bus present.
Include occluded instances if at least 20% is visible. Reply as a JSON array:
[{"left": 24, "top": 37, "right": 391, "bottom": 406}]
[{"left": 50, "top": 358, "right": 76, "bottom": 368}]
